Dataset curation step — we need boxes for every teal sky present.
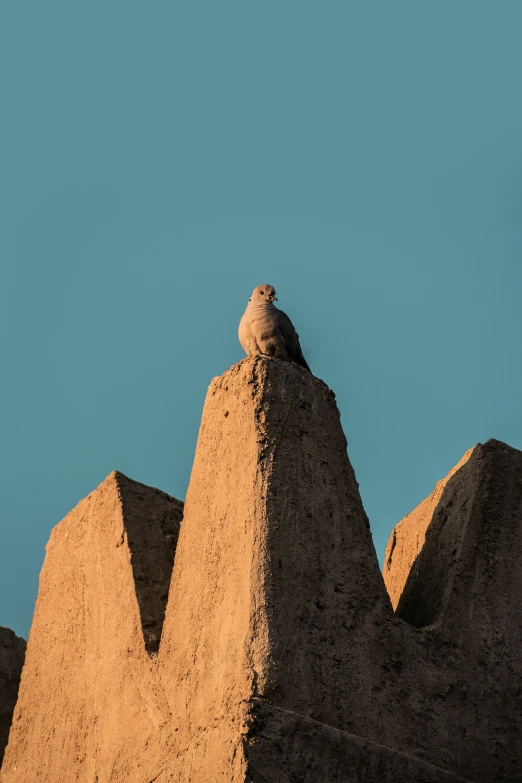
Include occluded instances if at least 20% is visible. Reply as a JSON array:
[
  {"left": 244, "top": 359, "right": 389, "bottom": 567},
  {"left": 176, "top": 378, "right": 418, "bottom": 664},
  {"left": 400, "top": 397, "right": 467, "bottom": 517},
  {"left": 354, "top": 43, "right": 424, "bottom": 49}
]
[{"left": 2, "top": 2, "right": 522, "bottom": 638}]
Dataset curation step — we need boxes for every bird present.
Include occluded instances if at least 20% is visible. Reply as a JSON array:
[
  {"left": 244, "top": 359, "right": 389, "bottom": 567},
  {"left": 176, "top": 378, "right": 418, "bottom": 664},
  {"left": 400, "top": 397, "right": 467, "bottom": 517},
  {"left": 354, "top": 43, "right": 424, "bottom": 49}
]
[{"left": 238, "top": 284, "right": 311, "bottom": 372}]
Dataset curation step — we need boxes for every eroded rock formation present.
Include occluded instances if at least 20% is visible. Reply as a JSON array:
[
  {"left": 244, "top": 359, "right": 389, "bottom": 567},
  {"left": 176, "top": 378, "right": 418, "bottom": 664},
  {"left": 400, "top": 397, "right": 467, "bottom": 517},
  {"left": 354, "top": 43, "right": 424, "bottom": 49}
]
[{"left": 2, "top": 359, "right": 521, "bottom": 782}]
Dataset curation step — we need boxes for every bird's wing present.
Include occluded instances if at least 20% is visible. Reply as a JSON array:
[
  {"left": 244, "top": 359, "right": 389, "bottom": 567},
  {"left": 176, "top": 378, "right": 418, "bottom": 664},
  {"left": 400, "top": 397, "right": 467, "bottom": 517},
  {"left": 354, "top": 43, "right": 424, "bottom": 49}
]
[
  {"left": 276, "top": 308, "right": 311, "bottom": 372},
  {"left": 238, "top": 310, "right": 256, "bottom": 355}
]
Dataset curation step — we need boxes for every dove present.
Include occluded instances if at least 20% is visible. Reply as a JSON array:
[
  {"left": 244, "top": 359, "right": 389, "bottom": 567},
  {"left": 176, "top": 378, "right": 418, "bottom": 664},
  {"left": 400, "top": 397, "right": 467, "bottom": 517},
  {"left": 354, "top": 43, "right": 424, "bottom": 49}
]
[{"left": 238, "top": 284, "right": 311, "bottom": 372}]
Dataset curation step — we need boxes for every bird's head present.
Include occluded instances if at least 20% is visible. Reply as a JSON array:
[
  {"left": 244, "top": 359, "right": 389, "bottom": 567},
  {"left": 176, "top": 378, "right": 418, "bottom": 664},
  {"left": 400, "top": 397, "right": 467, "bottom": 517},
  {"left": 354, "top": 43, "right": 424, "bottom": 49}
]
[{"left": 249, "top": 284, "right": 277, "bottom": 303}]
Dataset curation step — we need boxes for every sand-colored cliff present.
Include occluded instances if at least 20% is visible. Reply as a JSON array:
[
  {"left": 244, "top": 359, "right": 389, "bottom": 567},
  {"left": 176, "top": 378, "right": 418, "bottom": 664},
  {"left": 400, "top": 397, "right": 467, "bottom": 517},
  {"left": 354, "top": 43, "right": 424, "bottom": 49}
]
[{"left": 2, "top": 358, "right": 521, "bottom": 782}]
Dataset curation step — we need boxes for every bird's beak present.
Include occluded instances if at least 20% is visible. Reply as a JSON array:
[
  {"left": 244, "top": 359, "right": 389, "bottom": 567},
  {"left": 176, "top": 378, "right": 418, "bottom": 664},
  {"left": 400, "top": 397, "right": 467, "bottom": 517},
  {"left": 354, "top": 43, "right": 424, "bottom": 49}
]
[{"left": 270, "top": 296, "right": 278, "bottom": 301}]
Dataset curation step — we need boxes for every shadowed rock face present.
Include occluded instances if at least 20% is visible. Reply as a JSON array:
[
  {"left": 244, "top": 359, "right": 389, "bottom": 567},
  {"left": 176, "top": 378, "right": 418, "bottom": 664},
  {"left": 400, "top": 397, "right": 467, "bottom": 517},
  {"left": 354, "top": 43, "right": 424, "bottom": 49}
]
[
  {"left": 396, "top": 440, "right": 522, "bottom": 636},
  {"left": 116, "top": 473, "right": 183, "bottom": 654},
  {"left": 0, "top": 629, "right": 25, "bottom": 764},
  {"left": 383, "top": 439, "right": 522, "bottom": 781},
  {"left": 383, "top": 448, "right": 475, "bottom": 609},
  {"left": 2, "top": 359, "right": 521, "bottom": 782},
  {"left": 246, "top": 700, "right": 472, "bottom": 783}
]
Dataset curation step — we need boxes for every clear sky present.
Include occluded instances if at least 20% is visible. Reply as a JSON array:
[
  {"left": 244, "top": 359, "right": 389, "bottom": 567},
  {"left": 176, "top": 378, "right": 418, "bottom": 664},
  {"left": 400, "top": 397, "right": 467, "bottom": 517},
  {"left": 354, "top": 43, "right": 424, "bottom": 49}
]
[{"left": 2, "top": 2, "right": 522, "bottom": 638}]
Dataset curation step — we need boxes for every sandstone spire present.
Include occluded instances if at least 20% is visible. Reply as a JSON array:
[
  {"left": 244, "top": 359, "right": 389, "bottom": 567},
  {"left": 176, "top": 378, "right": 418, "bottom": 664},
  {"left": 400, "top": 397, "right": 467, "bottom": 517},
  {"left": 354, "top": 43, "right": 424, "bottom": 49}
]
[
  {"left": 1, "top": 472, "right": 182, "bottom": 782},
  {"left": 156, "top": 356, "right": 396, "bottom": 779}
]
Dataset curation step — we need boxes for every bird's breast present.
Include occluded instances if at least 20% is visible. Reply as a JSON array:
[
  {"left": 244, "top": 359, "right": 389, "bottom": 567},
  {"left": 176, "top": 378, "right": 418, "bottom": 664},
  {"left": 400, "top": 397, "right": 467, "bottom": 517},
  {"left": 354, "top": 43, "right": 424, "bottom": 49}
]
[{"left": 248, "top": 306, "right": 279, "bottom": 335}]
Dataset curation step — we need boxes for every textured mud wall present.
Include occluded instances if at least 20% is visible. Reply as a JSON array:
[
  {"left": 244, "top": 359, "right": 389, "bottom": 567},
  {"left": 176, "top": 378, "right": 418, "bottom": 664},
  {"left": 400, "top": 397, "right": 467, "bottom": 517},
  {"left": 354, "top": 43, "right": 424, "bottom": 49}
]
[
  {"left": 383, "top": 448, "right": 474, "bottom": 608},
  {"left": 0, "top": 629, "right": 25, "bottom": 765}
]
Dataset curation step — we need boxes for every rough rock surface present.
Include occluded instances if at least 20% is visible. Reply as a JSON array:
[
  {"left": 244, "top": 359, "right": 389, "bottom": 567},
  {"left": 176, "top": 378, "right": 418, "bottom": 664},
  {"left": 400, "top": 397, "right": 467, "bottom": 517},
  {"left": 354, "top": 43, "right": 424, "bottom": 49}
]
[
  {"left": 0, "top": 629, "right": 25, "bottom": 765},
  {"left": 2, "top": 359, "right": 522, "bottom": 782},
  {"left": 245, "top": 700, "right": 472, "bottom": 783},
  {"left": 383, "top": 447, "right": 474, "bottom": 608}
]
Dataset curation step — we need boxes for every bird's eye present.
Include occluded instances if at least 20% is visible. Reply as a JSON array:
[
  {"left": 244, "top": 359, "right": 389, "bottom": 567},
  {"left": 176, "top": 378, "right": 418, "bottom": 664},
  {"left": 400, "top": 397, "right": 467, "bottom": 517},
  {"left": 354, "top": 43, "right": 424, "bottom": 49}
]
[{"left": 260, "top": 290, "right": 264, "bottom": 295}]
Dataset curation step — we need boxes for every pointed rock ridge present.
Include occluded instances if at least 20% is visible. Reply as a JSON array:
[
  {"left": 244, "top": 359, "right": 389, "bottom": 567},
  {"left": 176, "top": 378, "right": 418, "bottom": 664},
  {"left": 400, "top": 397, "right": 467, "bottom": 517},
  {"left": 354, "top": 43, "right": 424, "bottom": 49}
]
[
  {"left": 1, "top": 472, "right": 182, "bottom": 782},
  {"left": 383, "top": 446, "right": 475, "bottom": 608},
  {"left": 115, "top": 472, "right": 183, "bottom": 653},
  {"left": 157, "top": 356, "right": 395, "bottom": 780},
  {"left": 0, "top": 628, "right": 25, "bottom": 765}
]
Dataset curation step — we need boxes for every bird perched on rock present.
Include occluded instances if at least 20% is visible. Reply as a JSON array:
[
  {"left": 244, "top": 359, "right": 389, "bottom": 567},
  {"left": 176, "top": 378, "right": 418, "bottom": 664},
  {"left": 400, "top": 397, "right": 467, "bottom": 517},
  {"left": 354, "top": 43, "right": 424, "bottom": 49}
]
[{"left": 238, "top": 284, "right": 311, "bottom": 372}]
